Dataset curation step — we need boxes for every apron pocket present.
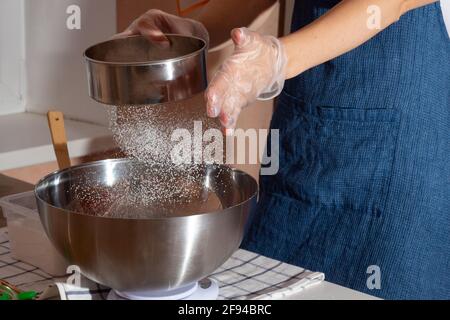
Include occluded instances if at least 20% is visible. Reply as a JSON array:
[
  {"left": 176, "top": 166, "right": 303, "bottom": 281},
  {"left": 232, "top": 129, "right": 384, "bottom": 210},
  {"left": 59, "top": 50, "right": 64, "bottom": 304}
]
[{"left": 269, "top": 92, "right": 401, "bottom": 216}]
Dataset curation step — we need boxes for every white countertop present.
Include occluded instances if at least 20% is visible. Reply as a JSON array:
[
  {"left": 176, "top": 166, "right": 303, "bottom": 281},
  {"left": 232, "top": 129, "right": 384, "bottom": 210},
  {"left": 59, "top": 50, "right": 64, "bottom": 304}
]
[
  {"left": 288, "top": 281, "right": 379, "bottom": 300},
  {"left": 0, "top": 112, "right": 114, "bottom": 170}
]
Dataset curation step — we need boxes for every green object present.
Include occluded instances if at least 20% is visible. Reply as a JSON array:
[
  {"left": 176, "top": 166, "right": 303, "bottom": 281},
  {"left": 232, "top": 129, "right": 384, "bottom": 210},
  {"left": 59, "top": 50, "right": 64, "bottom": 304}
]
[
  {"left": 0, "top": 284, "right": 15, "bottom": 299},
  {"left": 17, "top": 291, "right": 38, "bottom": 300},
  {"left": 0, "top": 282, "right": 38, "bottom": 300},
  {"left": 0, "top": 292, "right": 12, "bottom": 300}
]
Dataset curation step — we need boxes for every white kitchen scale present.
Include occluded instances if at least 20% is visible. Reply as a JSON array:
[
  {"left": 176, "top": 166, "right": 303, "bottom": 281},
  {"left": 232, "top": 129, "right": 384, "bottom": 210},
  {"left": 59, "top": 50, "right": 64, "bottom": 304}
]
[{"left": 107, "top": 278, "right": 219, "bottom": 300}]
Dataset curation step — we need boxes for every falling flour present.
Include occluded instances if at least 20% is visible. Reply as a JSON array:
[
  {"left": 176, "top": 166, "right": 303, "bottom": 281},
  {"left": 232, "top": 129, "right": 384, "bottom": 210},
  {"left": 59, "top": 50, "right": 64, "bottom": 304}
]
[{"left": 69, "top": 94, "right": 226, "bottom": 219}]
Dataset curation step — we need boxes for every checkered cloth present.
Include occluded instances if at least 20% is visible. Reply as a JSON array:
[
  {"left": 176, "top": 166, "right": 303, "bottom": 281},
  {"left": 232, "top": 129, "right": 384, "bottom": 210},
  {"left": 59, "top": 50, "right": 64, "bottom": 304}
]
[
  {"left": 0, "top": 228, "right": 61, "bottom": 295},
  {"left": 0, "top": 228, "right": 324, "bottom": 300}
]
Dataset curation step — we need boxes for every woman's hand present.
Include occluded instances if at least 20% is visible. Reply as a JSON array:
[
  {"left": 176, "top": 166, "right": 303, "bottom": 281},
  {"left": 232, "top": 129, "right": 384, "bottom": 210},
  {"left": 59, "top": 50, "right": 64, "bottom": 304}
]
[
  {"left": 113, "top": 9, "right": 209, "bottom": 46},
  {"left": 205, "top": 28, "right": 287, "bottom": 132}
]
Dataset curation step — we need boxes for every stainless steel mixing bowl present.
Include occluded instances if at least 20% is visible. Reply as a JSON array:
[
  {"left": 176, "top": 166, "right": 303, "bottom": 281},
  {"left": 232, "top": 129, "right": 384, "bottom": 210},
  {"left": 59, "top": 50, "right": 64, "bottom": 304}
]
[
  {"left": 84, "top": 34, "right": 207, "bottom": 105},
  {"left": 35, "top": 159, "right": 257, "bottom": 293}
]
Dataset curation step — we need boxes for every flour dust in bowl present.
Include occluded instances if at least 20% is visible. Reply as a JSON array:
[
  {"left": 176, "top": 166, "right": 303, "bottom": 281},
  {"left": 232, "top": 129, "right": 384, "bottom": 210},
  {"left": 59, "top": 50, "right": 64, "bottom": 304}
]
[{"left": 35, "top": 159, "right": 258, "bottom": 300}]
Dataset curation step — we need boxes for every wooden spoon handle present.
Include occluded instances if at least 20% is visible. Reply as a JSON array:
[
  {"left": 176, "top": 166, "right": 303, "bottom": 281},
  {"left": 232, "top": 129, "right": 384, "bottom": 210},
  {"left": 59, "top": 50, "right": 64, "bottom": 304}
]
[{"left": 47, "top": 111, "right": 71, "bottom": 170}]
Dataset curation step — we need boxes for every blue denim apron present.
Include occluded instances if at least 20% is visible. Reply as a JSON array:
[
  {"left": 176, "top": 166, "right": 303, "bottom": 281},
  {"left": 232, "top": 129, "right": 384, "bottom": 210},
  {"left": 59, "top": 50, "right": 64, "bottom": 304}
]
[{"left": 242, "top": 1, "right": 450, "bottom": 299}]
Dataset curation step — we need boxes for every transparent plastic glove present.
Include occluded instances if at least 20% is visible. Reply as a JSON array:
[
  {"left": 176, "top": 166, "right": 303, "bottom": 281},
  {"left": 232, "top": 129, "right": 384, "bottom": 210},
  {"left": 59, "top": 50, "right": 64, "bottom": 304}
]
[
  {"left": 113, "top": 9, "right": 209, "bottom": 46},
  {"left": 205, "top": 27, "right": 287, "bottom": 132}
]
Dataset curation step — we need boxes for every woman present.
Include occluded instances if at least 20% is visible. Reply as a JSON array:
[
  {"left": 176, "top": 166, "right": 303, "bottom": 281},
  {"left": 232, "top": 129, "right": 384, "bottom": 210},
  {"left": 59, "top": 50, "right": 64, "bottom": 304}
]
[{"left": 118, "top": 0, "right": 449, "bottom": 299}]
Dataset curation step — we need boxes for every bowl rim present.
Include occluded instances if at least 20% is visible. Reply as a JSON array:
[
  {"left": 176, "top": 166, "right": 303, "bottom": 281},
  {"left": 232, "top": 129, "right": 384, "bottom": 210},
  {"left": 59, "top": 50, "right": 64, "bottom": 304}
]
[
  {"left": 34, "top": 158, "right": 258, "bottom": 221},
  {"left": 83, "top": 34, "right": 207, "bottom": 67}
]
